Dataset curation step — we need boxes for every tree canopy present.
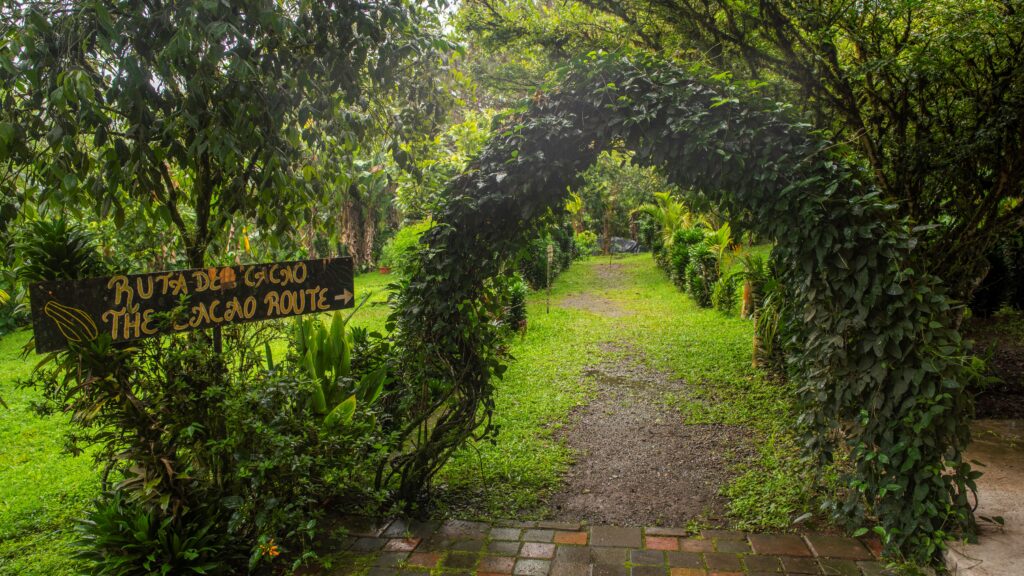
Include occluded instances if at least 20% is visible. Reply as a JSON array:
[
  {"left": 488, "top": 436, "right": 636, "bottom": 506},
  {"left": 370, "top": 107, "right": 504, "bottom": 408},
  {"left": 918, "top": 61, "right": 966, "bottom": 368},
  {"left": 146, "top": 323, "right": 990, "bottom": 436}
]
[{"left": 1, "top": 0, "right": 454, "bottom": 267}]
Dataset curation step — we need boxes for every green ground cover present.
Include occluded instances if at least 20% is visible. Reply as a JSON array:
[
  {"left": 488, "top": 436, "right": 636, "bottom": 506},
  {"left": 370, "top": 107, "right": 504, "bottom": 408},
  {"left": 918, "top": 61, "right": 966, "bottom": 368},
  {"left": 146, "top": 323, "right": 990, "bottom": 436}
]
[{"left": 0, "top": 255, "right": 809, "bottom": 574}]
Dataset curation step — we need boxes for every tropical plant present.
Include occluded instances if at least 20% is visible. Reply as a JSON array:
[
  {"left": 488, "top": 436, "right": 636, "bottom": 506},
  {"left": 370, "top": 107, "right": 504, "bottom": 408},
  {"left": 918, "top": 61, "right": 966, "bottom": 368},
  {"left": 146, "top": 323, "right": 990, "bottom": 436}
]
[
  {"left": 76, "top": 492, "right": 230, "bottom": 576},
  {"left": 574, "top": 230, "right": 599, "bottom": 257},
  {"left": 684, "top": 243, "right": 720, "bottom": 308},
  {"left": 711, "top": 274, "right": 740, "bottom": 314},
  {"left": 633, "top": 192, "right": 691, "bottom": 247},
  {"left": 704, "top": 222, "right": 733, "bottom": 264},
  {"left": 16, "top": 219, "right": 107, "bottom": 283},
  {"left": 293, "top": 311, "right": 388, "bottom": 431},
  {"left": 668, "top": 227, "right": 706, "bottom": 288},
  {"left": 565, "top": 191, "right": 586, "bottom": 233}
]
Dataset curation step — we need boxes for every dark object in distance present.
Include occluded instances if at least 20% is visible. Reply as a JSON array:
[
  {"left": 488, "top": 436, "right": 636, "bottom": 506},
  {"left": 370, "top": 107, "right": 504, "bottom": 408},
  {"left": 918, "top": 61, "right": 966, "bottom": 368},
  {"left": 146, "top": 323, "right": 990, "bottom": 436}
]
[{"left": 609, "top": 237, "right": 641, "bottom": 254}]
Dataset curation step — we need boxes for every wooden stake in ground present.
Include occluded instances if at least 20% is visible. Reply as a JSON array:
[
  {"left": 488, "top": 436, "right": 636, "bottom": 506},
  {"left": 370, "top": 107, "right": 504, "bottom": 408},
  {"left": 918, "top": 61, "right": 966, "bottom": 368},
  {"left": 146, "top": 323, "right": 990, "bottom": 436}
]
[{"left": 547, "top": 243, "right": 554, "bottom": 314}]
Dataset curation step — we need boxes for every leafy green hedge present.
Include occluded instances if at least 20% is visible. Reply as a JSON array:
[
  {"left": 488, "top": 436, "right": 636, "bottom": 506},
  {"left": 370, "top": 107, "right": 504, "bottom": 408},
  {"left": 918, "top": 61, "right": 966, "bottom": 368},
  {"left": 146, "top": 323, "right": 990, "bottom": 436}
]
[{"left": 389, "top": 52, "right": 976, "bottom": 563}]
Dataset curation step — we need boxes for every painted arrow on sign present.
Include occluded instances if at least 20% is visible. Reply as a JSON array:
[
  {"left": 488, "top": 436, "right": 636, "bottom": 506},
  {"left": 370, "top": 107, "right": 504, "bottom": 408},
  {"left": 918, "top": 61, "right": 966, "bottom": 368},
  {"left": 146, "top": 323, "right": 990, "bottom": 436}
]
[{"left": 334, "top": 289, "right": 353, "bottom": 304}]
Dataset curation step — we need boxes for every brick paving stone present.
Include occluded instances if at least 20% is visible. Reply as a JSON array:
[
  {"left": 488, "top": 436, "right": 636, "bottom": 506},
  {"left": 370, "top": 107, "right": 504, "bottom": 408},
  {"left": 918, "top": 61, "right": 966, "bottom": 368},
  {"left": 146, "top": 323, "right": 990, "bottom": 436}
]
[
  {"left": 375, "top": 551, "right": 410, "bottom": 567},
  {"left": 805, "top": 535, "right": 874, "bottom": 561},
  {"left": 524, "top": 529, "right": 556, "bottom": 543},
  {"left": 706, "top": 572, "right": 742, "bottom": 576},
  {"left": 497, "top": 520, "right": 538, "bottom": 528},
  {"left": 748, "top": 534, "right": 812, "bottom": 557},
  {"left": 703, "top": 552, "right": 742, "bottom": 572},
  {"left": 631, "top": 549, "right": 665, "bottom": 565},
  {"left": 481, "top": 573, "right": 510, "bottom": 576},
  {"left": 401, "top": 571, "right": 431, "bottom": 576},
  {"left": 351, "top": 537, "right": 388, "bottom": 552},
  {"left": 591, "top": 526, "right": 643, "bottom": 548},
  {"left": 646, "top": 527, "right": 691, "bottom": 537},
  {"left": 555, "top": 531, "right": 589, "bottom": 545},
  {"left": 713, "top": 539, "right": 749, "bottom": 554},
  {"left": 856, "top": 561, "right": 891, "bottom": 576},
  {"left": 440, "top": 520, "right": 490, "bottom": 540},
  {"left": 669, "top": 569, "right": 707, "bottom": 576},
  {"left": 365, "top": 568, "right": 398, "bottom": 576},
  {"left": 780, "top": 555, "right": 822, "bottom": 574},
  {"left": 490, "top": 541, "right": 523, "bottom": 555},
  {"left": 555, "top": 546, "right": 591, "bottom": 564},
  {"left": 382, "top": 518, "right": 439, "bottom": 539},
  {"left": 645, "top": 536, "right": 679, "bottom": 551},
  {"left": 818, "top": 558, "right": 860, "bottom": 576},
  {"left": 492, "top": 528, "right": 523, "bottom": 541},
  {"left": 678, "top": 539, "right": 715, "bottom": 553},
  {"left": 418, "top": 535, "right": 453, "bottom": 551},
  {"left": 630, "top": 566, "right": 667, "bottom": 576},
  {"left": 451, "top": 539, "right": 485, "bottom": 553},
  {"left": 443, "top": 552, "right": 478, "bottom": 570},
  {"left": 522, "top": 542, "right": 557, "bottom": 559},
  {"left": 593, "top": 565, "right": 629, "bottom": 576},
  {"left": 514, "top": 558, "right": 552, "bottom": 576},
  {"left": 666, "top": 551, "right": 703, "bottom": 569},
  {"left": 480, "top": 555, "right": 517, "bottom": 574},
  {"left": 743, "top": 555, "right": 782, "bottom": 572},
  {"left": 591, "top": 546, "right": 628, "bottom": 565},
  {"left": 539, "top": 521, "right": 584, "bottom": 531},
  {"left": 383, "top": 537, "right": 420, "bottom": 552},
  {"left": 701, "top": 530, "right": 745, "bottom": 541},
  {"left": 550, "top": 562, "right": 592, "bottom": 576},
  {"left": 406, "top": 552, "right": 442, "bottom": 568}
]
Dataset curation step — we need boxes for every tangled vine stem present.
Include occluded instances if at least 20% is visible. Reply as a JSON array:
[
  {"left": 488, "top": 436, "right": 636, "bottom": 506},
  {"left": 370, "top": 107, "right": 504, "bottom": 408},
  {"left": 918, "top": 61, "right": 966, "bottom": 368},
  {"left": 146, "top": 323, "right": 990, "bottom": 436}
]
[{"left": 390, "top": 53, "right": 977, "bottom": 563}]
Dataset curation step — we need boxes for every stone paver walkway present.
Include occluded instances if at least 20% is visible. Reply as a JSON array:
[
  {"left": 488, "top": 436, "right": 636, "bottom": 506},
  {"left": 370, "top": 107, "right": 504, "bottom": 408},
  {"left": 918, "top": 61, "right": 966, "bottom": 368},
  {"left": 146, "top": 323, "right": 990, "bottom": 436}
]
[{"left": 326, "top": 518, "right": 889, "bottom": 576}]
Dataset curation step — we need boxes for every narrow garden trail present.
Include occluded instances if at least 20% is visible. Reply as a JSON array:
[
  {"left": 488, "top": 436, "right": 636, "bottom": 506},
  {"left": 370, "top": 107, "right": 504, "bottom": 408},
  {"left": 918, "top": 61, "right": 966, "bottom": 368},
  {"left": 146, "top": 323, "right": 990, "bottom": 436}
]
[
  {"left": 548, "top": 259, "right": 755, "bottom": 527},
  {"left": 436, "top": 254, "right": 793, "bottom": 531}
]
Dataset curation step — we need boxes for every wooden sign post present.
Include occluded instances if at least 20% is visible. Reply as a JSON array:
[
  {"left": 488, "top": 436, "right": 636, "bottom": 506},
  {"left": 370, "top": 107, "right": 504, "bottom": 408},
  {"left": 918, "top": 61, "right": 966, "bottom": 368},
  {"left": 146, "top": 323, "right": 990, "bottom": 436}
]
[
  {"left": 546, "top": 243, "right": 554, "bottom": 314},
  {"left": 29, "top": 257, "right": 355, "bottom": 353}
]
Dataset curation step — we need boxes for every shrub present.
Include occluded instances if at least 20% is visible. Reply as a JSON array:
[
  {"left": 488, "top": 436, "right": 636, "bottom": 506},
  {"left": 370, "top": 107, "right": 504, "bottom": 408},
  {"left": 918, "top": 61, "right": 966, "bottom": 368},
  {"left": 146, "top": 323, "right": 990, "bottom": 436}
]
[
  {"left": 668, "top": 227, "right": 705, "bottom": 288},
  {"left": 378, "top": 219, "right": 433, "bottom": 276},
  {"left": 552, "top": 222, "right": 575, "bottom": 268},
  {"left": 684, "top": 243, "right": 719, "bottom": 307},
  {"left": 76, "top": 491, "right": 232, "bottom": 576},
  {"left": 711, "top": 274, "right": 740, "bottom": 314},
  {"left": 502, "top": 274, "right": 529, "bottom": 331},
  {"left": 574, "top": 230, "right": 599, "bottom": 258},
  {"left": 519, "top": 236, "right": 564, "bottom": 289}
]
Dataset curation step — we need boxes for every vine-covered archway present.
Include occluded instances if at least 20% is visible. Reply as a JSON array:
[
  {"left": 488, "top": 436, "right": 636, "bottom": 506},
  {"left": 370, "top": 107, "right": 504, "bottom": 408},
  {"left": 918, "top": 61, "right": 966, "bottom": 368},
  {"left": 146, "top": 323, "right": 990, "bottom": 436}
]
[{"left": 386, "top": 53, "right": 976, "bottom": 562}]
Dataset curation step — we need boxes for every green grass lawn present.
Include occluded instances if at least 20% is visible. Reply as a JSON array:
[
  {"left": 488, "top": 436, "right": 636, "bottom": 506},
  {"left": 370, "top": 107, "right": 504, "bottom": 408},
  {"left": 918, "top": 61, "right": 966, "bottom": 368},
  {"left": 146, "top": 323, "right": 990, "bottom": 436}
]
[{"left": 0, "top": 271, "right": 398, "bottom": 576}]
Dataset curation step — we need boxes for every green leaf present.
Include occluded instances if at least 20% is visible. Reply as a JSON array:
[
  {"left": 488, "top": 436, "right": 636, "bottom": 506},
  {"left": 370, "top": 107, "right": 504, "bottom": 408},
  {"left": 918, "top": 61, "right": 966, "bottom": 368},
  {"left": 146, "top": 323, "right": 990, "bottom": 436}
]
[{"left": 323, "top": 395, "right": 356, "bottom": 429}]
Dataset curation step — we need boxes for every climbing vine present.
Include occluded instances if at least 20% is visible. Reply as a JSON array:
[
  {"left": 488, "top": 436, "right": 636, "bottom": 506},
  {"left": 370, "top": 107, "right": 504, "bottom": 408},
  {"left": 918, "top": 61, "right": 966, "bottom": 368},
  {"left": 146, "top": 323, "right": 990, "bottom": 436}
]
[{"left": 387, "top": 52, "right": 978, "bottom": 563}]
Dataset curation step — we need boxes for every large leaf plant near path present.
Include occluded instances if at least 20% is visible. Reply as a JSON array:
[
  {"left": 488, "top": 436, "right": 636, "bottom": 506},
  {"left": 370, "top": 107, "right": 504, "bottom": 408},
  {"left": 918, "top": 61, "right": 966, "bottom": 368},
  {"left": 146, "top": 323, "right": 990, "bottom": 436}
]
[{"left": 386, "top": 52, "right": 979, "bottom": 565}]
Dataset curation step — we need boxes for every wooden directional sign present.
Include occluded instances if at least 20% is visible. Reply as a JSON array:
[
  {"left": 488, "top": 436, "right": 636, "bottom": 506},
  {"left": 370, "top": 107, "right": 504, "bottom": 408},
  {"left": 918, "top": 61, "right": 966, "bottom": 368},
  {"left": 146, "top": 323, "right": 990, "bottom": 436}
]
[{"left": 29, "top": 257, "right": 354, "bottom": 353}]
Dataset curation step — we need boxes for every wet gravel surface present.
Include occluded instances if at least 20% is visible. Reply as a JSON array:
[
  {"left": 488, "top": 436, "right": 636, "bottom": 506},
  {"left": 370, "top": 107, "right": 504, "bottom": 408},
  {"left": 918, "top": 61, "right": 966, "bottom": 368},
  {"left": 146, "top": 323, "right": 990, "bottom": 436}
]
[{"left": 549, "top": 343, "right": 755, "bottom": 527}]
